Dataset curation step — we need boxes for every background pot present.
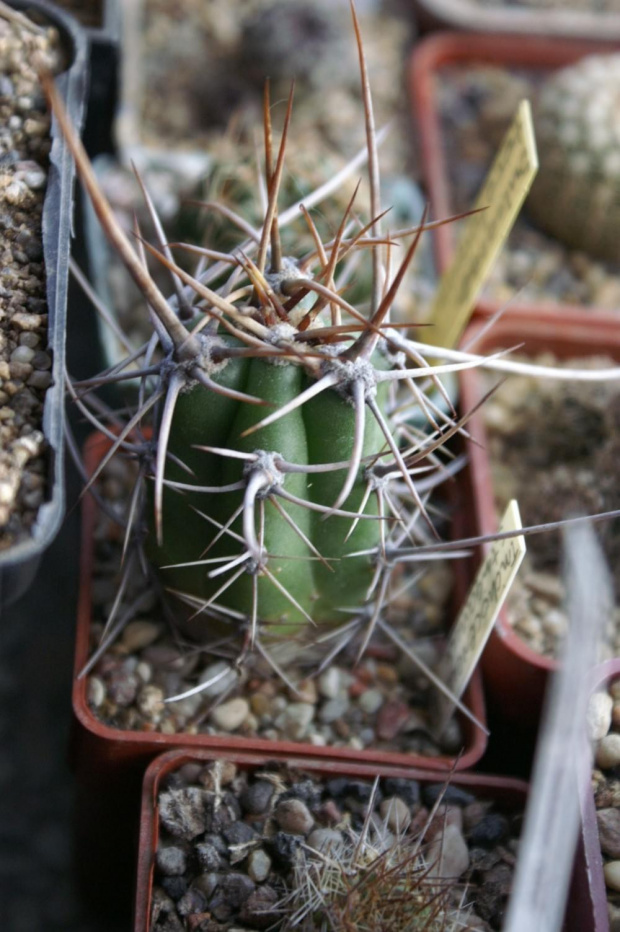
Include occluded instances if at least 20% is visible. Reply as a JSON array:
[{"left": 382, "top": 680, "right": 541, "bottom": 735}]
[
  {"left": 459, "top": 311, "right": 620, "bottom": 729},
  {"left": 0, "top": 0, "right": 89, "bottom": 607},
  {"left": 135, "top": 748, "right": 531, "bottom": 932},
  {"left": 413, "top": 0, "right": 620, "bottom": 42},
  {"left": 408, "top": 31, "right": 620, "bottom": 327}
]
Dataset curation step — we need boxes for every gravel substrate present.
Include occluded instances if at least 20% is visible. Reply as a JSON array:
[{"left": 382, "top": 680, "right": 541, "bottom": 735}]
[
  {"left": 151, "top": 759, "right": 523, "bottom": 931},
  {"left": 84, "top": 456, "right": 467, "bottom": 759},
  {"left": 0, "top": 15, "right": 60, "bottom": 553},
  {"left": 589, "top": 676, "right": 620, "bottom": 931},
  {"left": 482, "top": 355, "right": 620, "bottom": 659},
  {"left": 437, "top": 66, "right": 620, "bottom": 311}
]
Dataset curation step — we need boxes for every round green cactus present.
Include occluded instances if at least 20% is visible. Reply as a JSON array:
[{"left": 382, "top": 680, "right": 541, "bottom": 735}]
[{"left": 528, "top": 53, "right": 620, "bottom": 262}]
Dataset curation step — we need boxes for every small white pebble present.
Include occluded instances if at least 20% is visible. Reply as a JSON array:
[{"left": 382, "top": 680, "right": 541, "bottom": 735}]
[{"left": 597, "top": 734, "right": 620, "bottom": 770}]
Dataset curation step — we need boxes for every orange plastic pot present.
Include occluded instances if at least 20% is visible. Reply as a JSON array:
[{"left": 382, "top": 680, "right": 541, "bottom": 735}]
[
  {"left": 70, "top": 430, "right": 487, "bottom": 915},
  {"left": 408, "top": 32, "right": 620, "bottom": 326},
  {"left": 459, "top": 313, "right": 620, "bottom": 729},
  {"left": 581, "top": 659, "right": 620, "bottom": 932},
  {"left": 135, "top": 747, "right": 596, "bottom": 932},
  {"left": 412, "top": 0, "right": 620, "bottom": 42},
  {"left": 134, "top": 748, "right": 531, "bottom": 932}
]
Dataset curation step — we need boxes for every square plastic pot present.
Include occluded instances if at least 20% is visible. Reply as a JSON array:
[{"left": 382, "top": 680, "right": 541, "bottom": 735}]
[
  {"left": 412, "top": 0, "right": 620, "bottom": 42},
  {"left": 134, "top": 748, "right": 531, "bottom": 932},
  {"left": 134, "top": 747, "right": 596, "bottom": 932},
  {"left": 0, "top": 0, "right": 89, "bottom": 607},
  {"left": 459, "top": 311, "right": 620, "bottom": 729},
  {"left": 408, "top": 31, "right": 620, "bottom": 327},
  {"left": 72, "top": 430, "right": 488, "bottom": 779}
]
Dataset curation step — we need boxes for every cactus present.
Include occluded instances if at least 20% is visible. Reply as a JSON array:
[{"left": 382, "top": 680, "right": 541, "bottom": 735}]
[
  {"left": 46, "top": 3, "right": 620, "bottom": 722},
  {"left": 50, "top": 2, "right": 487, "bottom": 712},
  {"left": 528, "top": 53, "right": 620, "bottom": 262}
]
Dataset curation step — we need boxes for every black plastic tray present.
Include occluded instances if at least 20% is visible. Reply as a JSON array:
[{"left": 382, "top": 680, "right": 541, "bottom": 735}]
[{"left": 0, "top": 0, "right": 89, "bottom": 608}]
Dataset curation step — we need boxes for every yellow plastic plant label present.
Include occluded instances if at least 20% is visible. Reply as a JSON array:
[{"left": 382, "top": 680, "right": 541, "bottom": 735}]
[
  {"left": 426, "top": 99, "right": 538, "bottom": 350},
  {"left": 432, "top": 499, "right": 526, "bottom": 736}
]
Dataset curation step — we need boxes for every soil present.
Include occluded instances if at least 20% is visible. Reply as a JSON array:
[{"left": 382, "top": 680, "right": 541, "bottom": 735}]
[
  {"left": 84, "top": 456, "right": 469, "bottom": 760},
  {"left": 150, "top": 758, "right": 523, "bottom": 932},
  {"left": 0, "top": 13, "right": 63, "bottom": 553},
  {"left": 437, "top": 65, "right": 620, "bottom": 311},
  {"left": 482, "top": 355, "right": 620, "bottom": 658}
]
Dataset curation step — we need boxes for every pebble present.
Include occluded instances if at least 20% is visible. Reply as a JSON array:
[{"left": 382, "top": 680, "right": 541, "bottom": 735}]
[
  {"left": 136, "top": 684, "right": 165, "bottom": 720},
  {"left": 467, "top": 813, "right": 509, "bottom": 848},
  {"left": 121, "top": 620, "right": 161, "bottom": 652},
  {"left": 307, "top": 827, "right": 344, "bottom": 853},
  {"left": 588, "top": 691, "right": 614, "bottom": 741},
  {"left": 318, "top": 667, "right": 342, "bottom": 699},
  {"left": 376, "top": 700, "right": 411, "bottom": 741},
  {"left": 597, "top": 809, "right": 620, "bottom": 859},
  {"left": 156, "top": 846, "right": 187, "bottom": 876},
  {"left": 223, "top": 821, "right": 256, "bottom": 846},
  {"left": 290, "top": 678, "right": 318, "bottom": 704},
  {"left": 239, "top": 885, "right": 279, "bottom": 929},
  {"left": 357, "top": 688, "right": 384, "bottom": 714},
  {"left": 199, "top": 661, "right": 238, "bottom": 698},
  {"left": 428, "top": 824, "right": 470, "bottom": 879},
  {"left": 279, "top": 702, "right": 315, "bottom": 740},
  {"left": 597, "top": 734, "right": 620, "bottom": 770},
  {"left": 87, "top": 676, "right": 105, "bottom": 708},
  {"left": 379, "top": 796, "right": 411, "bottom": 832},
  {"left": 220, "top": 872, "right": 255, "bottom": 907},
  {"left": 176, "top": 888, "right": 206, "bottom": 918},
  {"left": 240, "top": 781, "right": 274, "bottom": 817},
  {"left": 210, "top": 698, "right": 249, "bottom": 732},
  {"left": 318, "top": 695, "right": 349, "bottom": 724},
  {"left": 265, "top": 832, "right": 302, "bottom": 870},
  {"left": 605, "top": 862, "right": 620, "bottom": 893},
  {"left": 274, "top": 799, "right": 314, "bottom": 835},
  {"left": 159, "top": 787, "right": 208, "bottom": 840},
  {"left": 247, "top": 849, "right": 271, "bottom": 882}
]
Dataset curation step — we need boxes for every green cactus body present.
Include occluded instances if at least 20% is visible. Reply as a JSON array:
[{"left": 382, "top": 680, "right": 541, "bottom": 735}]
[
  {"left": 148, "top": 346, "right": 388, "bottom": 637},
  {"left": 528, "top": 53, "right": 620, "bottom": 262}
]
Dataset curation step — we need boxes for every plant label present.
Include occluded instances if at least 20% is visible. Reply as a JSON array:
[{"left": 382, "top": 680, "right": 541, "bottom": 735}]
[
  {"left": 432, "top": 499, "right": 526, "bottom": 736},
  {"left": 426, "top": 100, "right": 538, "bottom": 349}
]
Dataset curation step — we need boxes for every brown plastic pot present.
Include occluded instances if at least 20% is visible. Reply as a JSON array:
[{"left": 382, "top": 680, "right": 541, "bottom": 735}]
[
  {"left": 413, "top": 0, "right": 620, "bottom": 42},
  {"left": 581, "top": 659, "right": 620, "bottom": 932},
  {"left": 135, "top": 747, "right": 596, "bottom": 932},
  {"left": 70, "top": 430, "right": 487, "bottom": 915},
  {"left": 408, "top": 32, "right": 620, "bottom": 326},
  {"left": 459, "top": 312, "right": 620, "bottom": 729},
  {"left": 134, "top": 748, "right": 531, "bottom": 932}
]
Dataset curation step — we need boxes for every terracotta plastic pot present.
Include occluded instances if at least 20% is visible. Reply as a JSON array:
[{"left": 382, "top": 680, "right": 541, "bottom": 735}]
[
  {"left": 0, "top": 0, "right": 89, "bottom": 608},
  {"left": 459, "top": 312, "right": 620, "bottom": 729},
  {"left": 135, "top": 747, "right": 597, "bottom": 932},
  {"left": 413, "top": 0, "right": 620, "bottom": 42},
  {"left": 408, "top": 32, "right": 620, "bottom": 327},
  {"left": 580, "top": 659, "right": 620, "bottom": 932},
  {"left": 134, "top": 748, "right": 531, "bottom": 932},
  {"left": 70, "top": 429, "right": 487, "bottom": 915},
  {"left": 72, "top": 430, "right": 487, "bottom": 775}
]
